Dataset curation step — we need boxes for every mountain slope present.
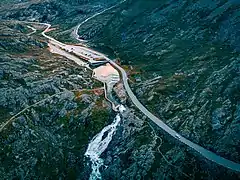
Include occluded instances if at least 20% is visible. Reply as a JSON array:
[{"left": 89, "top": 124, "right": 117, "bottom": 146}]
[
  {"left": 0, "top": 0, "right": 240, "bottom": 179},
  {"left": 79, "top": 0, "right": 240, "bottom": 163}
]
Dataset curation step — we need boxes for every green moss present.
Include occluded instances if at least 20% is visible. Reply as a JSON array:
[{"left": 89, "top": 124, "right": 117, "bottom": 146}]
[
  {"left": 0, "top": 107, "right": 11, "bottom": 122},
  {"left": 87, "top": 108, "right": 110, "bottom": 133},
  {"left": 92, "top": 80, "right": 103, "bottom": 89}
]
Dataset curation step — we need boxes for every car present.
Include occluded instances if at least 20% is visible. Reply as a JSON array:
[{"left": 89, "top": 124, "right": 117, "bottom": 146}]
[{"left": 175, "top": 134, "right": 181, "bottom": 139}]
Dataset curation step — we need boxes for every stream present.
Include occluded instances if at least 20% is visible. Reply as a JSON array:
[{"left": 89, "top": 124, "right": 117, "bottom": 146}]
[{"left": 84, "top": 105, "right": 126, "bottom": 180}]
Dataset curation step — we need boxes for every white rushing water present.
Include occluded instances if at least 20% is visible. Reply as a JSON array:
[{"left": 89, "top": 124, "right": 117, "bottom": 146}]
[{"left": 85, "top": 105, "right": 125, "bottom": 180}]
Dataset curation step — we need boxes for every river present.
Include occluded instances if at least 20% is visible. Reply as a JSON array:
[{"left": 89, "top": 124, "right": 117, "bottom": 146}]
[{"left": 84, "top": 105, "right": 126, "bottom": 180}]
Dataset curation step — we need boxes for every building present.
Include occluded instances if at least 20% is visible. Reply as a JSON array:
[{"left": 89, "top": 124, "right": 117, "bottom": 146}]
[{"left": 92, "top": 63, "right": 120, "bottom": 89}]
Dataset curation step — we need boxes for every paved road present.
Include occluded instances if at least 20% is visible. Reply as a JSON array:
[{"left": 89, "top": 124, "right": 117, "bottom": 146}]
[
  {"left": 106, "top": 58, "right": 240, "bottom": 172},
  {"left": 73, "top": 0, "right": 127, "bottom": 43},
  {"left": 26, "top": 25, "right": 37, "bottom": 35},
  {"left": 62, "top": 29, "right": 240, "bottom": 171},
  {"left": 21, "top": 4, "right": 240, "bottom": 171},
  {"left": 66, "top": 6, "right": 240, "bottom": 171}
]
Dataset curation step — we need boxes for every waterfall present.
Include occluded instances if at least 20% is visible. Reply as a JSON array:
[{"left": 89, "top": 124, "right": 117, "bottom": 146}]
[{"left": 85, "top": 105, "right": 125, "bottom": 180}]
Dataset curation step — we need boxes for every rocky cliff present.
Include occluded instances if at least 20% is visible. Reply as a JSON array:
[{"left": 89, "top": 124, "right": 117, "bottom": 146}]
[
  {"left": 80, "top": 0, "right": 240, "bottom": 166},
  {"left": 0, "top": 0, "right": 240, "bottom": 179},
  {"left": 0, "top": 19, "right": 116, "bottom": 179}
]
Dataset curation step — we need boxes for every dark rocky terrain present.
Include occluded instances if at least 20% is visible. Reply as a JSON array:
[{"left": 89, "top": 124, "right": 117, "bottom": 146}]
[
  {"left": 79, "top": 0, "right": 240, "bottom": 167},
  {"left": 0, "top": 0, "right": 240, "bottom": 179},
  {"left": 0, "top": 20, "right": 115, "bottom": 179}
]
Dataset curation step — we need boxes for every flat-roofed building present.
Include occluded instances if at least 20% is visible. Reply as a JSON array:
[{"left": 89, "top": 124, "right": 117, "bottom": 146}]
[{"left": 93, "top": 63, "right": 120, "bottom": 90}]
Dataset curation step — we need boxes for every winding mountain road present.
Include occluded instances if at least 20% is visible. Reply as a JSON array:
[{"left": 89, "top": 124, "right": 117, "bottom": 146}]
[
  {"left": 107, "top": 58, "right": 240, "bottom": 172},
  {"left": 22, "top": 1, "right": 240, "bottom": 172},
  {"left": 73, "top": 0, "right": 127, "bottom": 43},
  {"left": 26, "top": 25, "right": 37, "bottom": 35},
  {"left": 71, "top": 3, "right": 240, "bottom": 172}
]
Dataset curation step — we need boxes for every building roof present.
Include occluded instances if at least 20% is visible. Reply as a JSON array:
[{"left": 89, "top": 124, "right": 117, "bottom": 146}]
[{"left": 93, "top": 63, "right": 119, "bottom": 78}]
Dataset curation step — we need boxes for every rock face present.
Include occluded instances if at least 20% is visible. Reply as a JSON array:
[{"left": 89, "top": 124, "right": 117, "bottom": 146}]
[
  {"left": 0, "top": 20, "right": 113, "bottom": 179},
  {"left": 113, "top": 83, "right": 127, "bottom": 104},
  {"left": 0, "top": 0, "right": 240, "bottom": 179},
  {"left": 77, "top": 0, "right": 240, "bottom": 179},
  {"left": 0, "top": 0, "right": 119, "bottom": 42},
  {"left": 0, "top": 22, "right": 44, "bottom": 52}
]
